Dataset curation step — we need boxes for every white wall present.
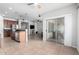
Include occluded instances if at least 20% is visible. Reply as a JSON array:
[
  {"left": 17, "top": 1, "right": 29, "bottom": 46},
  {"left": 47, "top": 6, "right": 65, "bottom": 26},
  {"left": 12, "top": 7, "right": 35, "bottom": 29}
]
[
  {"left": 43, "top": 19, "right": 47, "bottom": 42},
  {"left": 43, "top": 4, "right": 78, "bottom": 48},
  {"left": 0, "top": 15, "right": 4, "bottom": 39},
  {"left": 35, "top": 22, "right": 37, "bottom": 32},
  {"left": 64, "top": 14, "right": 72, "bottom": 46},
  {"left": 77, "top": 8, "right": 79, "bottom": 52}
]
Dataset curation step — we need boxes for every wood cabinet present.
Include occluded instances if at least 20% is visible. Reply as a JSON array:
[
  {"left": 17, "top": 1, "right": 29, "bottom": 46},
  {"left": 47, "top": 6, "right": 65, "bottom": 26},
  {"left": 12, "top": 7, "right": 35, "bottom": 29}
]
[
  {"left": 4, "top": 30, "right": 11, "bottom": 37},
  {"left": 19, "top": 31, "right": 26, "bottom": 48},
  {"left": 4, "top": 20, "right": 17, "bottom": 37},
  {"left": 4, "top": 20, "right": 17, "bottom": 28}
]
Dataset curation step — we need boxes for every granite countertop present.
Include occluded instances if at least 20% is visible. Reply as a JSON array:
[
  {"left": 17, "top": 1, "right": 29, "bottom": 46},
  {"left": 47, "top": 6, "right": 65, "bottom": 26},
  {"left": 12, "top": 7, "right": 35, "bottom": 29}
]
[{"left": 15, "top": 29, "right": 25, "bottom": 31}]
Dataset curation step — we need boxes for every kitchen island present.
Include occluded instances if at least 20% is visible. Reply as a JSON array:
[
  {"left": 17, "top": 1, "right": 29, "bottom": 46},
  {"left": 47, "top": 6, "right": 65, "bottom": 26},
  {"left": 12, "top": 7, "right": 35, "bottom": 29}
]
[{"left": 11, "top": 29, "right": 26, "bottom": 43}]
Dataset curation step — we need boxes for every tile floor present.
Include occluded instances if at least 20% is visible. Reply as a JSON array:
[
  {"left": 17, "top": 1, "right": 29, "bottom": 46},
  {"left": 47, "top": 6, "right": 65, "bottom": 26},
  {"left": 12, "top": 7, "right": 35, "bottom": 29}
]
[{"left": 0, "top": 37, "right": 78, "bottom": 55}]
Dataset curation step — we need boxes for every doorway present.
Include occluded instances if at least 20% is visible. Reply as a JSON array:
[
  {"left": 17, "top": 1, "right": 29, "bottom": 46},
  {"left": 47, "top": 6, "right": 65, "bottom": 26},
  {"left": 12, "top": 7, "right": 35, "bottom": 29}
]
[
  {"left": 46, "top": 17, "right": 64, "bottom": 44},
  {"left": 29, "top": 20, "right": 43, "bottom": 41}
]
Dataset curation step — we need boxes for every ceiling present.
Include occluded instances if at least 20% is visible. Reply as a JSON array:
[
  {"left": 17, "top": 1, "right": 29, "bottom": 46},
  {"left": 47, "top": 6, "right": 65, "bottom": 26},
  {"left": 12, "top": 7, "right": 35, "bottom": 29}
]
[{"left": 0, "top": 3, "right": 73, "bottom": 20}]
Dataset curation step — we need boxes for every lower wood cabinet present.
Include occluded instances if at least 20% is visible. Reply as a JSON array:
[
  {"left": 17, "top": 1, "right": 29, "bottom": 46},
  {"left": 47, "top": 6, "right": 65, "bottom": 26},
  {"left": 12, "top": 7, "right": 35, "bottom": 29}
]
[{"left": 4, "top": 30, "right": 12, "bottom": 37}]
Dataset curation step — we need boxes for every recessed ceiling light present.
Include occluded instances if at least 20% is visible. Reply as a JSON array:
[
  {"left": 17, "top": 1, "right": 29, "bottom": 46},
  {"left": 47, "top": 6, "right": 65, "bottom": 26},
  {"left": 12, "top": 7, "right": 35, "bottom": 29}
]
[
  {"left": 5, "top": 11, "right": 8, "bottom": 14},
  {"left": 9, "top": 7, "right": 13, "bottom": 10},
  {"left": 34, "top": 3, "right": 39, "bottom": 6},
  {"left": 34, "top": 3, "right": 38, "bottom": 4},
  {"left": 2, "top": 14, "right": 5, "bottom": 17}
]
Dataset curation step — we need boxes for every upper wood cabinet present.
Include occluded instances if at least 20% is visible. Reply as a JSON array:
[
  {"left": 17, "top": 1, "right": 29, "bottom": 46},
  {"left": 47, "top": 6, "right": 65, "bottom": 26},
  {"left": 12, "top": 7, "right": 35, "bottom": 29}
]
[
  {"left": 4, "top": 19, "right": 17, "bottom": 37},
  {"left": 4, "top": 19, "right": 17, "bottom": 29}
]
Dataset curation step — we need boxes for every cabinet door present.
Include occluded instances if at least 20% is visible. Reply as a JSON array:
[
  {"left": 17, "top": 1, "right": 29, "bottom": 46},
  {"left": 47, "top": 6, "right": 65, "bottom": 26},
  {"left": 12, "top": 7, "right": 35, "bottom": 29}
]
[{"left": 19, "top": 31, "right": 26, "bottom": 48}]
